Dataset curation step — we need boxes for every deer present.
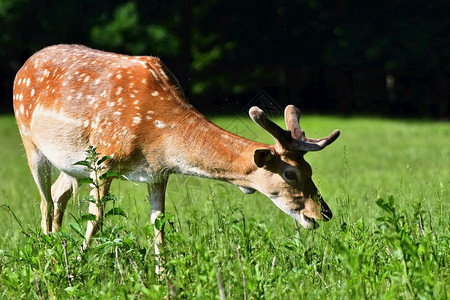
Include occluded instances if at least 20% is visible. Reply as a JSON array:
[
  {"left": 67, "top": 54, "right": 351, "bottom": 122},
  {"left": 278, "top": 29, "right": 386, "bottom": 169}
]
[{"left": 13, "top": 44, "right": 339, "bottom": 270}]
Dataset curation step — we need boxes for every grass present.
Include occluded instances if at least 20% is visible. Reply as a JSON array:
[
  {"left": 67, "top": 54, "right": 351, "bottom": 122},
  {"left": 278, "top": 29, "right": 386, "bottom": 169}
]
[{"left": 0, "top": 113, "right": 448, "bottom": 299}]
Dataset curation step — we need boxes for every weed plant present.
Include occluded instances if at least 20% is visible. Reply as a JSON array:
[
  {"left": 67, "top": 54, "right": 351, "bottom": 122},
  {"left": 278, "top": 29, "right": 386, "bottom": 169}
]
[{"left": 0, "top": 115, "right": 448, "bottom": 299}]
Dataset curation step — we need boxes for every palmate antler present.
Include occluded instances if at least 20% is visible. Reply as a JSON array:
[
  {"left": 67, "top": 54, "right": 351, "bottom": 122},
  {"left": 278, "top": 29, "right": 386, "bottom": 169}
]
[{"left": 249, "top": 105, "right": 340, "bottom": 152}]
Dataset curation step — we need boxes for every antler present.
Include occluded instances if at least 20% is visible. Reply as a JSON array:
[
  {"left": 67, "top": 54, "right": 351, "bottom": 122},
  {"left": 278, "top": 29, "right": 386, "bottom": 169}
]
[
  {"left": 249, "top": 106, "right": 293, "bottom": 150},
  {"left": 249, "top": 105, "right": 340, "bottom": 152}
]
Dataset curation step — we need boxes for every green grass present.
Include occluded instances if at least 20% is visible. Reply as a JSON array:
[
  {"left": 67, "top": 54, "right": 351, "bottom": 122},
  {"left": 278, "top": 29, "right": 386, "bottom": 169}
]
[{"left": 0, "top": 113, "right": 448, "bottom": 299}]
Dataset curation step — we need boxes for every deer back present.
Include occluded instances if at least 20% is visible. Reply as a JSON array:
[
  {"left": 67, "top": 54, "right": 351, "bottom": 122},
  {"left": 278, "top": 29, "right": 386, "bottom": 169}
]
[{"left": 13, "top": 44, "right": 200, "bottom": 179}]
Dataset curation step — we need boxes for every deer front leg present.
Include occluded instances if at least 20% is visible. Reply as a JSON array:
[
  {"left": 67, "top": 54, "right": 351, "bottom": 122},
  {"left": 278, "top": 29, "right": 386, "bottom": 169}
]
[
  {"left": 148, "top": 179, "right": 168, "bottom": 275},
  {"left": 82, "top": 177, "right": 112, "bottom": 250}
]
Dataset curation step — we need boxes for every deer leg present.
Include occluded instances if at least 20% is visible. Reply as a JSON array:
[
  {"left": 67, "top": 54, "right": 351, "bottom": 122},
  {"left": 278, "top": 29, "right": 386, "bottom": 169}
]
[
  {"left": 51, "top": 172, "right": 77, "bottom": 232},
  {"left": 82, "top": 176, "right": 112, "bottom": 249},
  {"left": 148, "top": 179, "right": 168, "bottom": 275},
  {"left": 24, "top": 140, "right": 53, "bottom": 235}
]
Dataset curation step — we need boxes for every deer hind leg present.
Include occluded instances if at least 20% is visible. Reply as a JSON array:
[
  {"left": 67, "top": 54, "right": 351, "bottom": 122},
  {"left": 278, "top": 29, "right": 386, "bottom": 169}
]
[
  {"left": 148, "top": 179, "right": 168, "bottom": 275},
  {"left": 82, "top": 176, "right": 113, "bottom": 249},
  {"left": 51, "top": 172, "right": 77, "bottom": 232},
  {"left": 23, "top": 140, "right": 53, "bottom": 235}
]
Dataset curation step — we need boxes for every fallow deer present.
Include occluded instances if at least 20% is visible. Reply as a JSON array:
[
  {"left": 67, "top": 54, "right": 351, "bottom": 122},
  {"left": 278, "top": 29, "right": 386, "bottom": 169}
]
[{"left": 13, "top": 45, "right": 339, "bottom": 265}]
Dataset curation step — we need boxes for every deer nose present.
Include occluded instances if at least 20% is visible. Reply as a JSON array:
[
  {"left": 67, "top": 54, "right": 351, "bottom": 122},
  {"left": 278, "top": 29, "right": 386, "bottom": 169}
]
[
  {"left": 319, "top": 197, "right": 333, "bottom": 222},
  {"left": 320, "top": 200, "right": 333, "bottom": 221}
]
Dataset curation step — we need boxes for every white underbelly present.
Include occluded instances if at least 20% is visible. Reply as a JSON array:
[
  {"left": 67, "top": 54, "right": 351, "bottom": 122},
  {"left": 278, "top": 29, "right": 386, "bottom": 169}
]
[
  {"left": 30, "top": 107, "right": 91, "bottom": 178},
  {"left": 36, "top": 140, "right": 91, "bottom": 178}
]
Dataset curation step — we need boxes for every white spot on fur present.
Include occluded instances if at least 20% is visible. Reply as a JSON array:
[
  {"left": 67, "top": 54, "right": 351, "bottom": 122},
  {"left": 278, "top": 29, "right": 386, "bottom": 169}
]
[
  {"left": 31, "top": 89, "right": 35, "bottom": 97},
  {"left": 115, "top": 87, "right": 123, "bottom": 95},
  {"left": 150, "top": 70, "right": 158, "bottom": 80},
  {"left": 21, "top": 124, "right": 29, "bottom": 135},
  {"left": 154, "top": 120, "right": 165, "bottom": 128},
  {"left": 133, "top": 116, "right": 141, "bottom": 125},
  {"left": 152, "top": 91, "right": 159, "bottom": 97},
  {"left": 159, "top": 68, "right": 168, "bottom": 79},
  {"left": 91, "top": 116, "right": 101, "bottom": 129},
  {"left": 87, "top": 95, "right": 96, "bottom": 105}
]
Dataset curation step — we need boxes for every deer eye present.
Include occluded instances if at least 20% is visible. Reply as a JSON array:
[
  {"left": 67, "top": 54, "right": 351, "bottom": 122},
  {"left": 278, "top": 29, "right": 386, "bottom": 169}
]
[{"left": 284, "top": 171, "right": 297, "bottom": 181}]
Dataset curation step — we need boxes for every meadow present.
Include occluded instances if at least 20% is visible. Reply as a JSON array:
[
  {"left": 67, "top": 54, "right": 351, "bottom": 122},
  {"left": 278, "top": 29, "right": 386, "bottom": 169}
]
[{"left": 0, "top": 112, "right": 448, "bottom": 299}]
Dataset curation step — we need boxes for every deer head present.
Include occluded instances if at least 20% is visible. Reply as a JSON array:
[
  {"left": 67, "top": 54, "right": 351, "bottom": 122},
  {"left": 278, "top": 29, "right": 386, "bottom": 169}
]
[{"left": 249, "top": 105, "right": 340, "bottom": 229}]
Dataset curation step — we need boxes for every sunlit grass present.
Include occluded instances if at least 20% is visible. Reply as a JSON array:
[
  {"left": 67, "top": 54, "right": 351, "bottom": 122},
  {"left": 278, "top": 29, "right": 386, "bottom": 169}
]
[{"left": 0, "top": 114, "right": 448, "bottom": 299}]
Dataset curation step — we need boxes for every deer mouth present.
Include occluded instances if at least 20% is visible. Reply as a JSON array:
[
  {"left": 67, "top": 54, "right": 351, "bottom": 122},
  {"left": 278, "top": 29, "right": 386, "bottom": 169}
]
[{"left": 298, "top": 212, "right": 319, "bottom": 229}]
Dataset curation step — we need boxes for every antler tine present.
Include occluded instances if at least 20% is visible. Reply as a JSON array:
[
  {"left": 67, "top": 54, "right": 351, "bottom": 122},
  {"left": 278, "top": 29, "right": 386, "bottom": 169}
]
[
  {"left": 284, "top": 105, "right": 304, "bottom": 140},
  {"left": 250, "top": 105, "right": 340, "bottom": 152},
  {"left": 249, "top": 106, "right": 292, "bottom": 149},
  {"left": 294, "top": 129, "right": 340, "bottom": 151},
  {"left": 285, "top": 105, "right": 341, "bottom": 152},
  {"left": 304, "top": 129, "right": 340, "bottom": 144}
]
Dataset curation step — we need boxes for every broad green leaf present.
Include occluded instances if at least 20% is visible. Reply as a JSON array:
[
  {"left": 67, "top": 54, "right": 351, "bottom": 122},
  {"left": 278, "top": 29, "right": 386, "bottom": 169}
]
[
  {"left": 80, "top": 214, "right": 96, "bottom": 222},
  {"left": 154, "top": 213, "right": 174, "bottom": 231},
  {"left": 100, "top": 170, "right": 120, "bottom": 180},
  {"left": 73, "top": 160, "right": 92, "bottom": 168},
  {"left": 101, "top": 194, "right": 118, "bottom": 203},
  {"left": 69, "top": 222, "right": 85, "bottom": 239},
  {"left": 97, "top": 155, "right": 113, "bottom": 165},
  {"left": 105, "top": 207, "right": 127, "bottom": 218},
  {"left": 79, "top": 177, "right": 94, "bottom": 184},
  {"left": 154, "top": 216, "right": 164, "bottom": 231}
]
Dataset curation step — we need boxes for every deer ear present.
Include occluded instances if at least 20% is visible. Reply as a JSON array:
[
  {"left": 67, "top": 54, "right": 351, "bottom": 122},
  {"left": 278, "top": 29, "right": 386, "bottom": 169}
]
[{"left": 254, "top": 149, "right": 276, "bottom": 168}]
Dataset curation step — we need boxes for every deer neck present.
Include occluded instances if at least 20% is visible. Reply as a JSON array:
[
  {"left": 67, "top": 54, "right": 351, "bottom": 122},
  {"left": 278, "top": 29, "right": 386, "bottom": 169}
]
[{"left": 165, "top": 112, "right": 267, "bottom": 187}]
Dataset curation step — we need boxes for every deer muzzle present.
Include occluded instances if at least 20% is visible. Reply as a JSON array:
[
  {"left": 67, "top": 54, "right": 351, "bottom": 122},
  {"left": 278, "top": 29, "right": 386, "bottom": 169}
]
[{"left": 297, "top": 197, "right": 332, "bottom": 229}]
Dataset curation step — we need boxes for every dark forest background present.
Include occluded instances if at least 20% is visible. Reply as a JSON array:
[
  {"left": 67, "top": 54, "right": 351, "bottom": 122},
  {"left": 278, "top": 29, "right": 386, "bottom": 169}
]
[{"left": 0, "top": 0, "right": 448, "bottom": 118}]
